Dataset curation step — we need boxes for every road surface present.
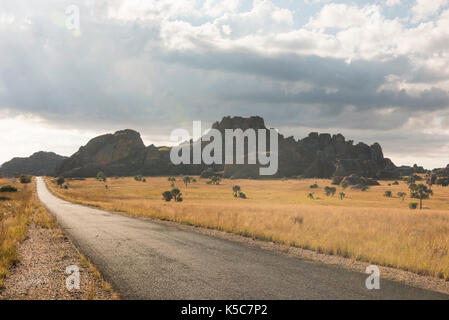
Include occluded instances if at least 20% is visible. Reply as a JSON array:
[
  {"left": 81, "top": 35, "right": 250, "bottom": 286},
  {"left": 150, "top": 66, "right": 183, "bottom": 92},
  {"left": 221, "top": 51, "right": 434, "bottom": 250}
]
[{"left": 36, "top": 177, "right": 448, "bottom": 299}]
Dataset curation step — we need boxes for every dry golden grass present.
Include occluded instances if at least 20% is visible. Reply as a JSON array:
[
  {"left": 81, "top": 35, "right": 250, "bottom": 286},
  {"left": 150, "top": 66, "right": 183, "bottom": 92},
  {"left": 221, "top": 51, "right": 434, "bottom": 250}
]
[
  {"left": 0, "top": 178, "right": 33, "bottom": 288},
  {"left": 45, "top": 176, "right": 449, "bottom": 280}
]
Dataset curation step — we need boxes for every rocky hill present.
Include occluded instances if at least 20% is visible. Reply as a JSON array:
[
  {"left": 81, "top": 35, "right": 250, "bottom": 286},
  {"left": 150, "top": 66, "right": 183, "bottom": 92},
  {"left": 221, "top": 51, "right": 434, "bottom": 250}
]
[
  {"left": 56, "top": 116, "right": 400, "bottom": 179},
  {"left": 0, "top": 151, "right": 67, "bottom": 177}
]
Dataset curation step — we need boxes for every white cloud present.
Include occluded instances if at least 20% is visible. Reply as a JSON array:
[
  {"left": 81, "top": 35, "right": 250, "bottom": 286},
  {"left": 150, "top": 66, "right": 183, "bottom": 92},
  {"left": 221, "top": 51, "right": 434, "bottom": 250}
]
[{"left": 411, "top": 0, "right": 448, "bottom": 22}]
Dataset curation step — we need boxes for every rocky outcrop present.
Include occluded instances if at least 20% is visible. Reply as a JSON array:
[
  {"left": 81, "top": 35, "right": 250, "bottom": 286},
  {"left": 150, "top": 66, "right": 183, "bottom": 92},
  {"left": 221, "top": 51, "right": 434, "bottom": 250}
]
[
  {"left": 0, "top": 151, "right": 67, "bottom": 177},
  {"left": 427, "top": 164, "right": 449, "bottom": 186},
  {"left": 56, "top": 129, "right": 147, "bottom": 177},
  {"left": 397, "top": 164, "right": 427, "bottom": 176},
  {"left": 56, "top": 116, "right": 400, "bottom": 179}
]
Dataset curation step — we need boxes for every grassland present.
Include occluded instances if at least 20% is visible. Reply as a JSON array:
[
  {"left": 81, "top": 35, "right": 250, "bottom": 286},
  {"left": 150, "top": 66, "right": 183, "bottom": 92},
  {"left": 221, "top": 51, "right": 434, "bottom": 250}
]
[
  {"left": 45, "top": 176, "right": 449, "bottom": 280},
  {"left": 0, "top": 178, "right": 33, "bottom": 288}
]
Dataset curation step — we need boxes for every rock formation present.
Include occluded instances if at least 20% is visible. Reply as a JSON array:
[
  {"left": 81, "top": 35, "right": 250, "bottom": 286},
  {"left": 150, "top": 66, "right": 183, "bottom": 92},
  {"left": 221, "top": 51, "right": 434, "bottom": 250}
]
[
  {"left": 56, "top": 116, "right": 400, "bottom": 179},
  {"left": 0, "top": 151, "right": 67, "bottom": 177}
]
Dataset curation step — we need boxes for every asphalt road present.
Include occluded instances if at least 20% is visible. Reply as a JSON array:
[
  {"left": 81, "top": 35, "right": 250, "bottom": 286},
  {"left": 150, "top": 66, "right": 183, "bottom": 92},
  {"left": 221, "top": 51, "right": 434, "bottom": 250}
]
[{"left": 36, "top": 177, "right": 448, "bottom": 300}]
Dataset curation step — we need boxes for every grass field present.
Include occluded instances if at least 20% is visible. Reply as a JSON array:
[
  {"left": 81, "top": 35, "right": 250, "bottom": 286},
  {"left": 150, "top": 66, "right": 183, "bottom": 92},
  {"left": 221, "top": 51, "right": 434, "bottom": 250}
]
[
  {"left": 0, "top": 178, "right": 33, "bottom": 288},
  {"left": 45, "top": 176, "right": 449, "bottom": 280}
]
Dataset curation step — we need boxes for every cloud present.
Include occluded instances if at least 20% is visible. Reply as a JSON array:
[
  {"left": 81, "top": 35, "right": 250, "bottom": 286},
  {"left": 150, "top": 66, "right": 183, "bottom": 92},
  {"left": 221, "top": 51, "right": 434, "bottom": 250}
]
[
  {"left": 411, "top": 0, "right": 448, "bottom": 23},
  {"left": 0, "top": 0, "right": 449, "bottom": 168}
]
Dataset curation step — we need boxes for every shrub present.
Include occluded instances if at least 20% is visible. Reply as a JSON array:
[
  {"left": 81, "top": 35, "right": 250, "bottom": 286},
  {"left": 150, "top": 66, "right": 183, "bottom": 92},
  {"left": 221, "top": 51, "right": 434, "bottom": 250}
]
[
  {"left": 384, "top": 190, "right": 392, "bottom": 197},
  {"left": 56, "top": 176, "right": 65, "bottom": 187},
  {"left": 0, "top": 185, "right": 17, "bottom": 193},
  {"left": 63, "top": 185, "right": 68, "bottom": 190},
  {"left": 162, "top": 191, "right": 173, "bottom": 202},
  {"left": 393, "top": 181, "right": 399, "bottom": 185},
  {"left": 397, "top": 192, "right": 407, "bottom": 201},
  {"left": 238, "top": 192, "right": 247, "bottom": 199},
  {"left": 142, "top": 178, "right": 146, "bottom": 182},
  {"left": 232, "top": 185, "right": 241, "bottom": 197},
  {"left": 324, "top": 186, "right": 336, "bottom": 197},
  {"left": 171, "top": 188, "right": 183, "bottom": 202},
  {"left": 307, "top": 193, "right": 314, "bottom": 199},
  {"left": 19, "top": 175, "right": 32, "bottom": 184},
  {"left": 134, "top": 175, "right": 143, "bottom": 182},
  {"left": 409, "top": 202, "right": 418, "bottom": 210},
  {"left": 183, "top": 176, "right": 192, "bottom": 187},
  {"left": 209, "top": 176, "right": 221, "bottom": 185},
  {"left": 168, "top": 177, "right": 176, "bottom": 186},
  {"left": 339, "top": 192, "right": 346, "bottom": 200},
  {"left": 309, "top": 183, "right": 319, "bottom": 189}
]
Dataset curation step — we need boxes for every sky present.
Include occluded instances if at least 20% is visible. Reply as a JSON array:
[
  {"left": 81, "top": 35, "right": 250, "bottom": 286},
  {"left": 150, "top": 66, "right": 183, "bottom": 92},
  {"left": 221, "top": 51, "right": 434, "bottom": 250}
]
[{"left": 1, "top": 0, "right": 449, "bottom": 169}]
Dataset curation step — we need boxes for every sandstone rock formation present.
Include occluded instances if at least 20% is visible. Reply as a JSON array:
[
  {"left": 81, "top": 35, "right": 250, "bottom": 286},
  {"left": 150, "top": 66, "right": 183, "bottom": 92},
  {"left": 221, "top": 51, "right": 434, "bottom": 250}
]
[
  {"left": 0, "top": 151, "right": 67, "bottom": 177},
  {"left": 56, "top": 116, "right": 400, "bottom": 179}
]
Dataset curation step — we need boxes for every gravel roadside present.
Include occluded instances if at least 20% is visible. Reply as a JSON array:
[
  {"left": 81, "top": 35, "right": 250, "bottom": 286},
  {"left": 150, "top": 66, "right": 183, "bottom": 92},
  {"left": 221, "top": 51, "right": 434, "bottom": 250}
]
[{"left": 0, "top": 194, "right": 118, "bottom": 300}]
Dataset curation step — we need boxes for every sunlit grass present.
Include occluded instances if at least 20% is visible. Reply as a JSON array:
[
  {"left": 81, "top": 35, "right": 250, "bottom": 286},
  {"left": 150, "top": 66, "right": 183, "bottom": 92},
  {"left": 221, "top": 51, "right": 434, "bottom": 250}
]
[
  {"left": 45, "top": 176, "right": 449, "bottom": 280},
  {"left": 0, "top": 178, "right": 33, "bottom": 288}
]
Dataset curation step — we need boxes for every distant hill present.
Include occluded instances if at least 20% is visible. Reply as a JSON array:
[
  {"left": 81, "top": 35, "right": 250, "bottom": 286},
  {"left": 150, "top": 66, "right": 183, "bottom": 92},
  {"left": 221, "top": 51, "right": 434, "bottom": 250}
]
[
  {"left": 56, "top": 116, "right": 400, "bottom": 179},
  {"left": 0, "top": 151, "right": 67, "bottom": 177}
]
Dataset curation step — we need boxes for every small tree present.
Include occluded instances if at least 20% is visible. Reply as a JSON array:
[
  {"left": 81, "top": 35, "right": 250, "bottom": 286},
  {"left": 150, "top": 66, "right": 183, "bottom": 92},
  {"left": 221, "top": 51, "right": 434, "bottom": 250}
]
[
  {"left": 232, "top": 185, "right": 241, "bottom": 197},
  {"left": 56, "top": 176, "right": 65, "bottom": 187},
  {"left": 308, "top": 193, "right": 314, "bottom": 200},
  {"left": 162, "top": 191, "right": 173, "bottom": 202},
  {"left": 19, "top": 175, "right": 32, "bottom": 184},
  {"left": 183, "top": 176, "right": 192, "bottom": 187},
  {"left": 339, "top": 192, "right": 346, "bottom": 200},
  {"left": 209, "top": 176, "right": 221, "bottom": 185},
  {"left": 97, "top": 171, "right": 106, "bottom": 182},
  {"left": 171, "top": 188, "right": 183, "bottom": 202},
  {"left": 409, "top": 184, "right": 433, "bottom": 210},
  {"left": 324, "top": 186, "right": 336, "bottom": 197}
]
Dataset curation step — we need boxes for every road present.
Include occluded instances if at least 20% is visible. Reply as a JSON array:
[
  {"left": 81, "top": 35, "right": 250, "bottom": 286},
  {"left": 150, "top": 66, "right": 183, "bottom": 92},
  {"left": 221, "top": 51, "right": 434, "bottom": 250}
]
[{"left": 36, "top": 177, "right": 448, "bottom": 300}]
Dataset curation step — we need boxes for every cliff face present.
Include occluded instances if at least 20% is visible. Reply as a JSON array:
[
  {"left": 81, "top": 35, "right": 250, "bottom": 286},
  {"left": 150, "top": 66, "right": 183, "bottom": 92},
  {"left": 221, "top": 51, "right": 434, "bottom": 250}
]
[
  {"left": 0, "top": 151, "right": 67, "bottom": 177},
  {"left": 56, "top": 117, "right": 399, "bottom": 179},
  {"left": 56, "top": 129, "right": 147, "bottom": 177}
]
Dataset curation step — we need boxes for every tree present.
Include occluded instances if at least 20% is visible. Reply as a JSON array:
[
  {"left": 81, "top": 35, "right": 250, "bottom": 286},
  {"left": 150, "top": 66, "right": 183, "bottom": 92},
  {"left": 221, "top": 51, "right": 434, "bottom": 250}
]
[
  {"left": 183, "top": 176, "right": 192, "bottom": 187},
  {"left": 209, "top": 175, "right": 221, "bottom": 185},
  {"left": 162, "top": 191, "right": 173, "bottom": 202},
  {"left": 232, "top": 185, "right": 241, "bottom": 197},
  {"left": 409, "top": 184, "right": 433, "bottom": 210},
  {"left": 397, "top": 192, "right": 407, "bottom": 201},
  {"left": 56, "top": 176, "right": 65, "bottom": 187},
  {"left": 19, "top": 175, "right": 32, "bottom": 184},
  {"left": 339, "top": 192, "right": 346, "bottom": 200},
  {"left": 324, "top": 186, "right": 336, "bottom": 197},
  {"left": 97, "top": 171, "right": 106, "bottom": 182},
  {"left": 171, "top": 188, "right": 183, "bottom": 202}
]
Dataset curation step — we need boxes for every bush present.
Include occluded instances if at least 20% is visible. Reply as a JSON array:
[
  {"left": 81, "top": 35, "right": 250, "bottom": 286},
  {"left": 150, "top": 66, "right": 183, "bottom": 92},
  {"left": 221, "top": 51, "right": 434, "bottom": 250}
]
[
  {"left": 232, "top": 185, "right": 241, "bottom": 197},
  {"left": 393, "top": 181, "right": 399, "bottom": 185},
  {"left": 162, "top": 191, "right": 173, "bottom": 202},
  {"left": 238, "top": 192, "right": 247, "bottom": 199},
  {"left": 384, "top": 190, "right": 392, "bottom": 197},
  {"left": 0, "top": 185, "right": 17, "bottom": 193},
  {"left": 409, "top": 202, "right": 418, "bottom": 210},
  {"left": 324, "top": 186, "right": 336, "bottom": 197},
  {"left": 19, "top": 175, "right": 32, "bottom": 184},
  {"left": 134, "top": 175, "right": 143, "bottom": 181},
  {"left": 209, "top": 176, "right": 221, "bottom": 185},
  {"left": 309, "top": 183, "right": 319, "bottom": 189},
  {"left": 56, "top": 176, "right": 65, "bottom": 187}
]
